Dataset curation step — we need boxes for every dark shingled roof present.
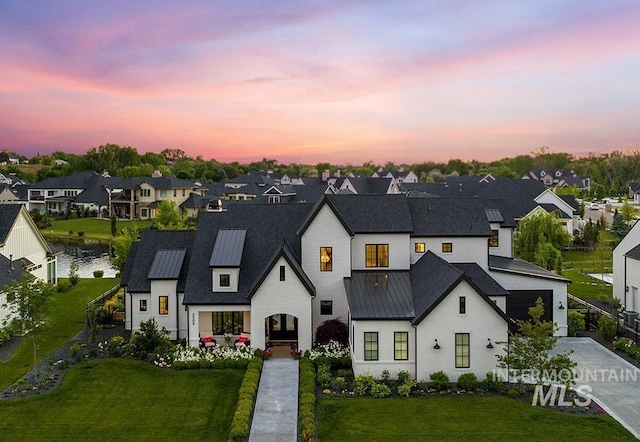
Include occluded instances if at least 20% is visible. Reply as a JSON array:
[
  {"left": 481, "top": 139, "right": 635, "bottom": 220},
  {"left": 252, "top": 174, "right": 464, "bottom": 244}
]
[
  {"left": 184, "top": 203, "right": 314, "bottom": 305},
  {"left": 0, "top": 254, "right": 28, "bottom": 288},
  {"left": 0, "top": 204, "right": 21, "bottom": 244},
  {"left": 625, "top": 244, "right": 640, "bottom": 260},
  {"left": 122, "top": 230, "right": 195, "bottom": 293},
  {"left": 148, "top": 249, "right": 187, "bottom": 280},
  {"left": 345, "top": 272, "right": 415, "bottom": 319},
  {"left": 452, "top": 263, "right": 510, "bottom": 296},
  {"left": 489, "top": 255, "right": 569, "bottom": 282},
  {"left": 324, "top": 194, "right": 413, "bottom": 233},
  {"left": 408, "top": 197, "right": 492, "bottom": 237},
  {"left": 209, "top": 229, "right": 247, "bottom": 267}
]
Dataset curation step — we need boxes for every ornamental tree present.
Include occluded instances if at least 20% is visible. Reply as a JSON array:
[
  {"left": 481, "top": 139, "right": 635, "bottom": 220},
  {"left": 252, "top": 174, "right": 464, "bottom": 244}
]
[
  {"left": 514, "top": 210, "right": 572, "bottom": 269},
  {"left": 496, "top": 298, "right": 576, "bottom": 387},
  {"left": 2, "top": 274, "right": 55, "bottom": 379}
]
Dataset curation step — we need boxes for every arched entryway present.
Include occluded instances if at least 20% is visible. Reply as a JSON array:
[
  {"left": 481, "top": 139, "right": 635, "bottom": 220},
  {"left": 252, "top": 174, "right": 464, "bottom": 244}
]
[{"left": 266, "top": 313, "right": 298, "bottom": 346}]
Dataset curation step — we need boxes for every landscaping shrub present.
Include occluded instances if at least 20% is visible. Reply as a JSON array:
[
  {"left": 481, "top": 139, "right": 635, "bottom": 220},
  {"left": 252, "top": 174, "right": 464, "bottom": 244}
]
[
  {"left": 353, "top": 374, "right": 376, "bottom": 396},
  {"left": 308, "top": 340, "right": 351, "bottom": 370},
  {"left": 457, "top": 373, "right": 479, "bottom": 390},
  {"left": 198, "top": 359, "right": 212, "bottom": 369},
  {"left": 507, "top": 381, "right": 526, "bottom": 398},
  {"left": 336, "top": 368, "right": 354, "bottom": 383},
  {"left": 428, "top": 370, "right": 451, "bottom": 391},
  {"left": 316, "top": 363, "right": 332, "bottom": 388},
  {"left": 69, "top": 342, "right": 83, "bottom": 357},
  {"left": 567, "top": 311, "right": 586, "bottom": 336},
  {"left": 331, "top": 376, "right": 348, "bottom": 392},
  {"left": 371, "top": 383, "right": 391, "bottom": 398},
  {"left": 597, "top": 315, "right": 617, "bottom": 341},
  {"left": 172, "top": 360, "right": 186, "bottom": 370},
  {"left": 77, "top": 231, "right": 85, "bottom": 236},
  {"left": 314, "top": 318, "right": 349, "bottom": 346},
  {"left": 397, "top": 379, "right": 417, "bottom": 397},
  {"left": 481, "top": 372, "right": 505, "bottom": 393},
  {"left": 397, "top": 370, "right": 411, "bottom": 385},
  {"left": 56, "top": 280, "right": 72, "bottom": 293},
  {"left": 229, "top": 356, "right": 263, "bottom": 442},
  {"left": 129, "top": 318, "right": 172, "bottom": 357},
  {"left": 93, "top": 269, "right": 104, "bottom": 278}
]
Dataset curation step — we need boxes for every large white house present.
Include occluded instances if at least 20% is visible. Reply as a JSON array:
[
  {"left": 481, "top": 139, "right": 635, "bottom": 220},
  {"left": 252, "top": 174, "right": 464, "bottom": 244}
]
[
  {"left": 122, "top": 194, "right": 568, "bottom": 381},
  {"left": 0, "top": 204, "right": 58, "bottom": 327}
]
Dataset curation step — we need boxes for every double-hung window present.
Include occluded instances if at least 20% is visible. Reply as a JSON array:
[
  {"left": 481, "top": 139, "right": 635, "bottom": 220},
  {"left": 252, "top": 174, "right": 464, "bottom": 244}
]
[
  {"left": 394, "top": 332, "right": 408, "bottom": 360},
  {"left": 159, "top": 296, "right": 169, "bottom": 315},
  {"left": 455, "top": 333, "right": 470, "bottom": 368}
]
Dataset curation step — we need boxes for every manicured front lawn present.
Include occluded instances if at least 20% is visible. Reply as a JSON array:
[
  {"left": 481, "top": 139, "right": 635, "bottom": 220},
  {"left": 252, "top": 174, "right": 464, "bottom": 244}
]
[
  {"left": 317, "top": 396, "right": 635, "bottom": 441},
  {"left": 0, "top": 278, "right": 118, "bottom": 389},
  {"left": 0, "top": 359, "right": 243, "bottom": 441},
  {"left": 41, "top": 218, "right": 153, "bottom": 240}
]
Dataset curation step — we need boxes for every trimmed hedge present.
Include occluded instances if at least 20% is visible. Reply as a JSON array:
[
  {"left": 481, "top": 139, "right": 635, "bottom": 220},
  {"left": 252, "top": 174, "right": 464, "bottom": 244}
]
[
  {"left": 229, "top": 356, "right": 263, "bottom": 442},
  {"left": 299, "top": 357, "right": 316, "bottom": 442}
]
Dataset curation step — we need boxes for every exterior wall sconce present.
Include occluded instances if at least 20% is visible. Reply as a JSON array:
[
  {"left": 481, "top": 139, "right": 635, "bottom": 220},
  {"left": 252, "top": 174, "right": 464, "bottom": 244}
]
[
  {"left": 433, "top": 339, "right": 441, "bottom": 349},
  {"left": 486, "top": 338, "right": 494, "bottom": 349},
  {"left": 558, "top": 302, "right": 565, "bottom": 310}
]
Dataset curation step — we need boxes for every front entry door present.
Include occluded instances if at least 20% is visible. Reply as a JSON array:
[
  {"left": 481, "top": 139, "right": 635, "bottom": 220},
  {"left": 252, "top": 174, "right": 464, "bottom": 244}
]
[{"left": 269, "top": 314, "right": 298, "bottom": 341}]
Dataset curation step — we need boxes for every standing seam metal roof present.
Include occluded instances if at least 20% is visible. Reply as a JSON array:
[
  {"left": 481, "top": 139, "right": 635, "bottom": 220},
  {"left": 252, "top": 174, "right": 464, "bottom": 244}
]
[
  {"left": 148, "top": 249, "right": 187, "bottom": 279},
  {"left": 209, "top": 229, "right": 247, "bottom": 267}
]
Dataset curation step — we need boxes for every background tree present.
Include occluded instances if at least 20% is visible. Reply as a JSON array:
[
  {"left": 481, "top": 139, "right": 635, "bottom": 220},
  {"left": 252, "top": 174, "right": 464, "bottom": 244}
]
[
  {"left": 154, "top": 200, "right": 187, "bottom": 230},
  {"left": 514, "top": 211, "right": 572, "bottom": 268},
  {"left": 611, "top": 209, "right": 630, "bottom": 238},
  {"left": 112, "top": 228, "right": 140, "bottom": 273},
  {"left": 620, "top": 201, "right": 636, "bottom": 223},
  {"left": 496, "top": 298, "right": 576, "bottom": 387},
  {"left": 111, "top": 215, "right": 117, "bottom": 237},
  {"left": 3, "top": 274, "right": 56, "bottom": 379},
  {"left": 68, "top": 259, "right": 80, "bottom": 286}
]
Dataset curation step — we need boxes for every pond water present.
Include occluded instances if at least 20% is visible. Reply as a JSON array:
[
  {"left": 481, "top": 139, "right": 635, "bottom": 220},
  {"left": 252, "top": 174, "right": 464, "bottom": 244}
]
[{"left": 49, "top": 238, "right": 118, "bottom": 279}]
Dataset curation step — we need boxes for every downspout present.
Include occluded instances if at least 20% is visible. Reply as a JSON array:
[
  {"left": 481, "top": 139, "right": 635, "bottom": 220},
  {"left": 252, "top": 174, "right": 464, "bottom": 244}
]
[
  {"left": 186, "top": 306, "right": 190, "bottom": 347},
  {"left": 411, "top": 323, "right": 417, "bottom": 380},
  {"left": 176, "top": 292, "right": 180, "bottom": 340},
  {"left": 128, "top": 288, "right": 133, "bottom": 332},
  {"left": 624, "top": 255, "right": 628, "bottom": 310}
]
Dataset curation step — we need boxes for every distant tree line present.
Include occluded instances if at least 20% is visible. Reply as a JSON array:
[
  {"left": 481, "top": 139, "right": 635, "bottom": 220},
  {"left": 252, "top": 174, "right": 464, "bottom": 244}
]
[{"left": 3, "top": 145, "right": 640, "bottom": 196}]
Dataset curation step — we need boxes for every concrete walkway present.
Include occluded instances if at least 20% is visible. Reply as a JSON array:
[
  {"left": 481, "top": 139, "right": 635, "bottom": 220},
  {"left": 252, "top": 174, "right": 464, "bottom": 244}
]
[
  {"left": 249, "top": 355, "right": 299, "bottom": 442},
  {"left": 553, "top": 338, "right": 640, "bottom": 439}
]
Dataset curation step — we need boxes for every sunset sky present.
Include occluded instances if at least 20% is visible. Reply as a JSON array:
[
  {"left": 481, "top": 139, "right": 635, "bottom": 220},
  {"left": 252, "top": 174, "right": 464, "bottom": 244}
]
[{"left": 2, "top": 0, "right": 640, "bottom": 165}]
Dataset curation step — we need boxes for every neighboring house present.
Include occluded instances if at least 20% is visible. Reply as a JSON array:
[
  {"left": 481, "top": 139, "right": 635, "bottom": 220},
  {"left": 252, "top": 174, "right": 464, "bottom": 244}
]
[
  {"left": 613, "top": 220, "right": 640, "bottom": 313},
  {"left": 338, "top": 177, "right": 399, "bottom": 194},
  {"left": 522, "top": 168, "right": 591, "bottom": 192},
  {"left": 628, "top": 183, "right": 640, "bottom": 205},
  {"left": 372, "top": 168, "right": 419, "bottom": 184},
  {"left": 0, "top": 204, "right": 57, "bottom": 328},
  {"left": 107, "top": 176, "right": 206, "bottom": 219},
  {"left": 0, "top": 184, "right": 20, "bottom": 204},
  {"left": 122, "top": 194, "right": 568, "bottom": 381},
  {"left": 26, "top": 170, "right": 111, "bottom": 215}
]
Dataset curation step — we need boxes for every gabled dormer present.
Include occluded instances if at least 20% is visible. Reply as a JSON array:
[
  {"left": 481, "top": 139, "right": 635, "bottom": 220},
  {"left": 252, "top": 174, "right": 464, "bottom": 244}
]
[{"left": 209, "top": 229, "right": 246, "bottom": 292}]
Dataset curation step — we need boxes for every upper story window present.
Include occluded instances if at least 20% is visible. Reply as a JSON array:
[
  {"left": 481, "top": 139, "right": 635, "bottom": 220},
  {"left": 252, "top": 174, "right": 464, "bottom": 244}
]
[
  {"left": 280, "top": 265, "right": 286, "bottom": 281},
  {"left": 173, "top": 189, "right": 177, "bottom": 197},
  {"left": 415, "top": 242, "right": 425, "bottom": 253},
  {"left": 459, "top": 296, "right": 466, "bottom": 315},
  {"left": 159, "top": 296, "right": 169, "bottom": 315},
  {"left": 365, "top": 244, "right": 389, "bottom": 267},
  {"left": 140, "top": 188, "right": 151, "bottom": 197},
  {"left": 219, "top": 274, "right": 231, "bottom": 287},
  {"left": 160, "top": 190, "right": 167, "bottom": 197},
  {"left": 489, "top": 230, "right": 499, "bottom": 247},
  {"left": 442, "top": 243, "right": 453, "bottom": 253},
  {"left": 268, "top": 195, "right": 280, "bottom": 203},
  {"left": 320, "top": 247, "right": 333, "bottom": 271}
]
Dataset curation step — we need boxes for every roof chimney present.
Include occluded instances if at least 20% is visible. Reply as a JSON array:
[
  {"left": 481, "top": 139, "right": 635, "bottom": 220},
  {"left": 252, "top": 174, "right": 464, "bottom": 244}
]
[{"left": 9, "top": 254, "right": 14, "bottom": 270}]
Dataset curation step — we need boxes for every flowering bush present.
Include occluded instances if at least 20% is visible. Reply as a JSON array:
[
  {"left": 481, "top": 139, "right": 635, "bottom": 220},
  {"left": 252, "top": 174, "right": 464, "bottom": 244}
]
[
  {"left": 172, "top": 343, "right": 253, "bottom": 369},
  {"left": 613, "top": 337, "right": 640, "bottom": 360},
  {"left": 309, "top": 340, "right": 350, "bottom": 360}
]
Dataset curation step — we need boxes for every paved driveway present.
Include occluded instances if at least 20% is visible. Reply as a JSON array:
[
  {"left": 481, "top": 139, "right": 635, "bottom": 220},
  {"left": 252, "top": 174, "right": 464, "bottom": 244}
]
[{"left": 553, "top": 338, "right": 640, "bottom": 439}]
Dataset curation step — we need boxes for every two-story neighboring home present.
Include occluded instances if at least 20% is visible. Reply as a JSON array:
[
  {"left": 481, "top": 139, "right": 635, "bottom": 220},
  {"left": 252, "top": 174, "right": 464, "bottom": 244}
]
[
  {"left": 108, "top": 176, "right": 206, "bottom": 219},
  {"left": 628, "top": 183, "right": 640, "bottom": 205},
  {"left": 0, "top": 204, "right": 57, "bottom": 328},
  {"left": 522, "top": 168, "right": 591, "bottom": 192},
  {"left": 26, "top": 171, "right": 110, "bottom": 215},
  {"left": 122, "top": 194, "right": 568, "bottom": 381}
]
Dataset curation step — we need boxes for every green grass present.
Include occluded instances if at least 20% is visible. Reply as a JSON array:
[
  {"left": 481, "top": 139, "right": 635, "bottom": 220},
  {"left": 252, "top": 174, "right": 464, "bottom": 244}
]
[
  {"left": 0, "top": 359, "right": 243, "bottom": 441},
  {"left": 317, "top": 396, "right": 635, "bottom": 441},
  {"left": 563, "top": 269, "right": 613, "bottom": 299},
  {"left": 0, "top": 278, "right": 118, "bottom": 389},
  {"left": 41, "top": 218, "right": 153, "bottom": 240}
]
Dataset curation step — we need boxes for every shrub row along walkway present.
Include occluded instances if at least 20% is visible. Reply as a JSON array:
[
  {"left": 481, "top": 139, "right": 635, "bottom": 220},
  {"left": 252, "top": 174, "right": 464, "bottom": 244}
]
[
  {"left": 249, "top": 354, "right": 299, "bottom": 441},
  {"left": 553, "top": 337, "right": 640, "bottom": 439}
]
